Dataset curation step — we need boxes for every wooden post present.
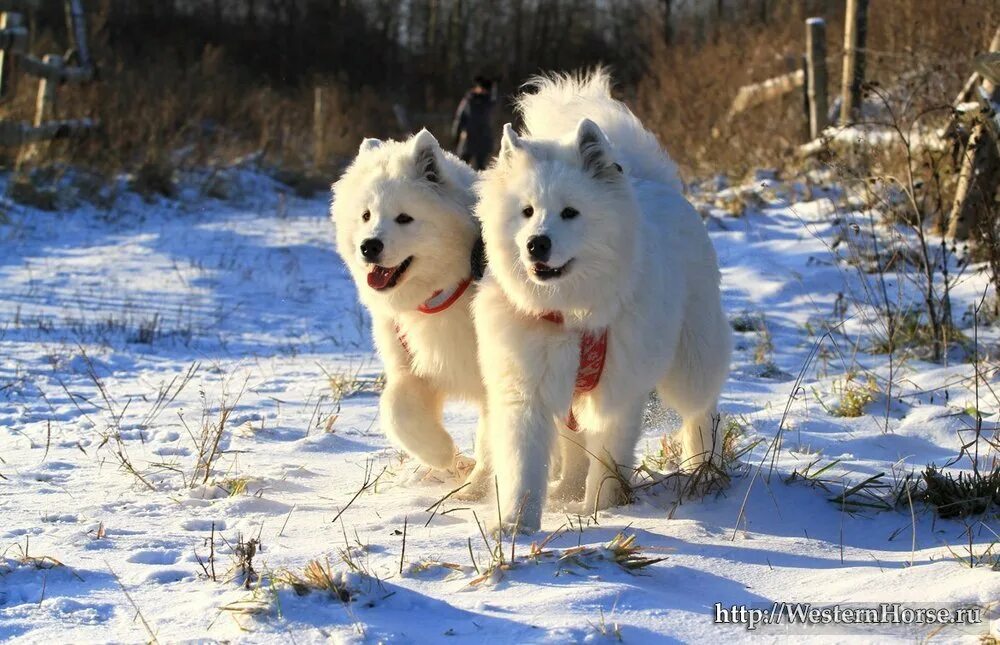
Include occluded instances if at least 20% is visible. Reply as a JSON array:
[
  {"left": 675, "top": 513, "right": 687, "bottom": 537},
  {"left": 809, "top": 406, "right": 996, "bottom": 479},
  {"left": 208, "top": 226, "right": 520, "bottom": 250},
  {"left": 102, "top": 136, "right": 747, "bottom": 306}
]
[
  {"left": 806, "top": 17, "right": 828, "bottom": 139},
  {"left": 34, "top": 54, "right": 61, "bottom": 126},
  {"left": 19, "top": 53, "right": 62, "bottom": 167},
  {"left": 947, "top": 124, "right": 1000, "bottom": 240},
  {"left": 839, "top": 0, "right": 868, "bottom": 124},
  {"left": 726, "top": 70, "right": 805, "bottom": 120},
  {"left": 64, "top": 0, "right": 91, "bottom": 68},
  {"left": 0, "top": 11, "right": 22, "bottom": 101},
  {"left": 946, "top": 28, "right": 1000, "bottom": 240},
  {"left": 312, "top": 85, "right": 324, "bottom": 169},
  {"left": 956, "top": 28, "right": 1000, "bottom": 105}
]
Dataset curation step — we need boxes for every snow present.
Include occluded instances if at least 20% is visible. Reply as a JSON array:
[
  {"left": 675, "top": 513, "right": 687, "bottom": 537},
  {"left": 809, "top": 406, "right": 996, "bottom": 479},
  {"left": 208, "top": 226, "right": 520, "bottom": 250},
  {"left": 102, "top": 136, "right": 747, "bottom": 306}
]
[{"left": 1, "top": 169, "right": 998, "bottom": 643}]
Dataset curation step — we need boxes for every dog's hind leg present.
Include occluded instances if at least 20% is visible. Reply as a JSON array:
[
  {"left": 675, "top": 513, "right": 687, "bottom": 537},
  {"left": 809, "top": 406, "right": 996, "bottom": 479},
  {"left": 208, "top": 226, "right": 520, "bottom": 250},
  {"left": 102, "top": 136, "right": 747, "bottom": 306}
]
[
  {"left": 549, "top": 421, "right": 589, "bottom": 505},
  {"left": 656, "top": 297, "right": 731, "bottom": 469},
  {"left": 380, "top": 372, "right": 456, "bottom": 470},
  {"left": 675, "top": 406, "right": 724, "bottom": 470},
  {"left": 580, "top": 396, "right": 645, "bottom": 513}
]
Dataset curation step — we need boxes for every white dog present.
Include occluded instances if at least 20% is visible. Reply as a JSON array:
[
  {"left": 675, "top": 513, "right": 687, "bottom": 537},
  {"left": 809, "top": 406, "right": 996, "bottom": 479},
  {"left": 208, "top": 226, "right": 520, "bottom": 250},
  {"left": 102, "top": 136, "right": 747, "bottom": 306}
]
[
  {"left": 473, "top": 70, "right": 732, "bottom": 532},
  {"left": 331, "top": 129, "right": 492, "bottom": 497}
]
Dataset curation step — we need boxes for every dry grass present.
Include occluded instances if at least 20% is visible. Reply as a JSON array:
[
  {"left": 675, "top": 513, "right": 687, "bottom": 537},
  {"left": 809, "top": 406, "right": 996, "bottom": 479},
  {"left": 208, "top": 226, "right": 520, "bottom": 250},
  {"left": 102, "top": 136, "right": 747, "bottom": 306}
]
[
  {"left": 589, "top": 607, "right": 624, "bottom": 641},
  {"left": 1, "top": 43, "right": 394, "bottom": 188},
  {"left": 730, "top": 311, "right": 766, "bottom": 333},
  {"left": 6, "top": 172, "right": 60, "bottom": 210},
  {"left": 469, "top": 528, "right": 669, "bottom": 588},
  {"left": 642, "top": 414, "right": 756, "bottom": 490},
  {"left": 869, "top": 311, "right": 970, "bottom": 359},
  {"left": 634, "top": 1, "right": 994, "bottom": 179},
  {"left": 224, "top": 533, "right": 262, "bottom": 590},
  {"left": 923, "top": 464, "right": 1000, "bottom": 519},
  {"left": 1, "top": 537, "right": 82, "bottom": 580},
  {"left": 275, "top": 558, "right": 356, "bottom": 603},
  {"left": 0, "top": 0, "right": 989, "bottom": 187},
  {"left": 787, "top": 457, "right": 999, "bottom": 523},
  {"left": 751, "top": 321, "right": 789, "bottom": 379},
  {"left": 182, "top": 376, "right": 248, "bottom": 488},
  {"left": 326, "top": 368, "right": 385, "bottom": 401},
  {"left": 831, "top": 373, "right": 879, "bottom": 418}
]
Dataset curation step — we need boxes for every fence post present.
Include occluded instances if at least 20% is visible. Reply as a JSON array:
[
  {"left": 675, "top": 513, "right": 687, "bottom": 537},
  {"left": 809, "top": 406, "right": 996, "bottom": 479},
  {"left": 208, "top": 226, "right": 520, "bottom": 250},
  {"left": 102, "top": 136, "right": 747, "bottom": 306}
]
[
  {"left": 946, "top": 29, "right": 1000, "bottom": 240},
  {"left": 64, "top": 0, "right": 91, "bottom": 68},
  {"left": 313, "top": 85, "right": 324, "bottom": 170},
  {"left": 947, "top": 124, "right": 1000, "bottom": 240},
  {"left": 839, "top": 0, "right": 868, "bottom": 124},
  {"left": 34, "top": 53, "right": 61, "bottom": 126},
  {"left": 806, "top": 17, "right": 828, "bottom": 139},
  {"left": 19, "top": 53, "right": 62, "bottom": 166},
  {"left": 0, "top": 11, "right": 22, "bottom": 100}
]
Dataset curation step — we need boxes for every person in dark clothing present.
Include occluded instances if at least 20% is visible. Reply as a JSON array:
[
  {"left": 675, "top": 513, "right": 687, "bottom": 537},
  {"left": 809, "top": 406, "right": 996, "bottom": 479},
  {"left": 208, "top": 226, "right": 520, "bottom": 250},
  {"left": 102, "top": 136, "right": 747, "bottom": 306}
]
[{"left": 452, "top": 75, "right": 497, "bottom": 170}]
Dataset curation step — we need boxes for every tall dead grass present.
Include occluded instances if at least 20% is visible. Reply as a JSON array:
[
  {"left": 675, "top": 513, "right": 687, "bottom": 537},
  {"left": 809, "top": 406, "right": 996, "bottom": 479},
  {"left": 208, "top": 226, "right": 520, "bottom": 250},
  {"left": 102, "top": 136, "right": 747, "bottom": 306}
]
[
  {"left": 1, "top": 0, "right": 998, "bottom": 183},
  {"left": 0, "top": 42, "right": 394, "bottom": 180},
  {"left": 635, "top": 0, "right": 998, "bottom": 179}
]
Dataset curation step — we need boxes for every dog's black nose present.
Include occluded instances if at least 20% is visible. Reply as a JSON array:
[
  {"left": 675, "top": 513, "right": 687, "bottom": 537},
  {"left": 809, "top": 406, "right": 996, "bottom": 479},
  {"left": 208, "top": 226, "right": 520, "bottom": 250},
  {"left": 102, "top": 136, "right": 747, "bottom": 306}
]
[
  {"left": 526, "top": 235, "right": 552, "bottom": 262},
  {"left": 360, "top": 238, "right": 384, "bottom": 262}
]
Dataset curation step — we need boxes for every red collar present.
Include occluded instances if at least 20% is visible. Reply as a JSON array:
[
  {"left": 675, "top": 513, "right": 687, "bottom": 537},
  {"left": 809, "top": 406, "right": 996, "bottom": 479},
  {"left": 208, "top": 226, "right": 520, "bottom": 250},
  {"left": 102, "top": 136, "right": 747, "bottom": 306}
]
[
  {"left": 396, "top": 278, "right": 472, "bottom": 357},
  {"left": 417, "top": 278, "right": 472, "bottom": 314}
]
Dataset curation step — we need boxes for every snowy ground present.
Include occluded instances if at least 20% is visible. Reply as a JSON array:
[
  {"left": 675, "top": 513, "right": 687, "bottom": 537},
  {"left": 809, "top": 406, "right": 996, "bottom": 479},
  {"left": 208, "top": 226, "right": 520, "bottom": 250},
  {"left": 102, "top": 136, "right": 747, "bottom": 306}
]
[{"left": 1, "top": 169, "right": 998, "bottom": 643}]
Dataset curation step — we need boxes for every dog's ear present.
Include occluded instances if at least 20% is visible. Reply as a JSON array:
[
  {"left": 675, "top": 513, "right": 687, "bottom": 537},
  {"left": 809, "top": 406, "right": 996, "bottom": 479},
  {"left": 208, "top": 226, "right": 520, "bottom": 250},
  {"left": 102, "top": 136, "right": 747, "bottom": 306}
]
[
  {"left": 498, "top": 123, "right": 521, "bottom": 165},
  {"left": 575, "top": 119, "right": 620, "bottom": 181},
  {"left": 359, "top": 138, "right": 382, "bottom": 153},
  {"left": 409, "top": 128, "right": 443, "bottom": 184}
]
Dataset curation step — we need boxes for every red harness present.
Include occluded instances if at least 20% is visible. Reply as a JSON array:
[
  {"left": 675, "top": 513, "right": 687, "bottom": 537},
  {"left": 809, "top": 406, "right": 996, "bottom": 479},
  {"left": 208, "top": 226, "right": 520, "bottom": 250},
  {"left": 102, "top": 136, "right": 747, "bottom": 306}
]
[
  {"left": 394, "top": 284, "right": 608, "bottom": 433},
  {"left": 396, "top": 278, "right": 472, "bottom": 354},
  {"left": 540, "top": 312, "right": 609, "bottom": 431}
]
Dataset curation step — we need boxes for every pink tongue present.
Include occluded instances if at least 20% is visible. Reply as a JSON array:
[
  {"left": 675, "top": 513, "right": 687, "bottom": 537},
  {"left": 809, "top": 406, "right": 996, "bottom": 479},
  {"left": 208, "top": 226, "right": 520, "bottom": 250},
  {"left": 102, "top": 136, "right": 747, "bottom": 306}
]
[{"left": 367, "top": 266, "right": 394, "bottom": 289}]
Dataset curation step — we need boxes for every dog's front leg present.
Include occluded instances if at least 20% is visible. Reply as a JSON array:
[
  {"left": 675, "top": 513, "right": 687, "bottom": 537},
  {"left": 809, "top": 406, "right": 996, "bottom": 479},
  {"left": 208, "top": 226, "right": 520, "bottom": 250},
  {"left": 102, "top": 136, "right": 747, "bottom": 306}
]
[
  {"left": 490, "top": 390, "right": 555, "bottom": 533},
  {"left": 380, "top": 371, "right": 456, "bottom": 470},
  {"left": 472, "top": 282, "right": 575, "bottom": 533}
]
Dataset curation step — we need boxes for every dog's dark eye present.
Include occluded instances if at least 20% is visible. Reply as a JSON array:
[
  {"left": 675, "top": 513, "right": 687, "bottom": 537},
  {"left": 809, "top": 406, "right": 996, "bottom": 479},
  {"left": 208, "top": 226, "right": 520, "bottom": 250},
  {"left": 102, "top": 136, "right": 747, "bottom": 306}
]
[
  {"left": 522, "top": 206, "right": 534, "bottom": 218},
  {"left": 396, "top": 213, "right": 414, "bottom": 224},
  {"left": 561, "top": 207, "right": 580, "bottom": 220},
  {"left": 362, "top": 210, "right": 371, "bottom": 222}
]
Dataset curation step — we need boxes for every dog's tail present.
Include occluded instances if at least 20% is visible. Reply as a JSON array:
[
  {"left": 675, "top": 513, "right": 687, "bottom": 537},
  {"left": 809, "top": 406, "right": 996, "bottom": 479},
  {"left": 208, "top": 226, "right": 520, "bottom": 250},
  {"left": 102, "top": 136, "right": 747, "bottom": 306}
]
[{"left": 515, "top": 67, "right": 681, "bottom": 190}]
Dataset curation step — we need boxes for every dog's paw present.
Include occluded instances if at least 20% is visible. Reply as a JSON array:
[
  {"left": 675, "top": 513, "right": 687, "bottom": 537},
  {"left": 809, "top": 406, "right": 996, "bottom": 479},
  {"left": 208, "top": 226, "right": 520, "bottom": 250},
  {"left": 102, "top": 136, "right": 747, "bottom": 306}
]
[
  {"left": 548, "top": 477, "right": 586, "bottom": 505},
  {"left": 454, "top": 472, "right": 489, "bottom": 502},
  {"left": 580, "top": 482, "right": 629, "bottom": 515},
  {"left": 450, "top": 453, "right": 477, "bottom": 481},
  {"left": 559, "top": 499, "right": 597, "bottom": 517},
  {"left": 489, "top": 518, "right": 540, "bottom": 537},
  {"left": 453, "top": 486, "right": 486, "bottom": 502}
]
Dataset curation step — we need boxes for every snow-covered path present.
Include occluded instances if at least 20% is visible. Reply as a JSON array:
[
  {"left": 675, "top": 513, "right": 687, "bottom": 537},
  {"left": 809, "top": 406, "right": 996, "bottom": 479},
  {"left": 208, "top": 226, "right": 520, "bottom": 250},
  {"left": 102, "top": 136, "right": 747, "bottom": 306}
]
[{"left": 1, "top": 173, "right": 997, "bottom": 643}]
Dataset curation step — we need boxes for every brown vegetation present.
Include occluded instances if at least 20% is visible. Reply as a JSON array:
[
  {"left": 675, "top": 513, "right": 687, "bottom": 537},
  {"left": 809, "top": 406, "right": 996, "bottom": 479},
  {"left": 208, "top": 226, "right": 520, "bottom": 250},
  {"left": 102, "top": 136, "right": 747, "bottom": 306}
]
[{"left": 0, "top": 1, "right": 996, "bottom": 182}]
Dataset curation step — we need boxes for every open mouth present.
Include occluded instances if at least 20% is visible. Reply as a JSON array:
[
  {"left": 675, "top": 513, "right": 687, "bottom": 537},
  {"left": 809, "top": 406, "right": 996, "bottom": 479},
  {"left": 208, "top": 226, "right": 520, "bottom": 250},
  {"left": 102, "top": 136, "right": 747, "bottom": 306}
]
[
  {"left": 532, "top": 260, "right": 573, "bottom": 281},
  {"left": 367, "top": 256, "right": 413, "bottom": 291}
]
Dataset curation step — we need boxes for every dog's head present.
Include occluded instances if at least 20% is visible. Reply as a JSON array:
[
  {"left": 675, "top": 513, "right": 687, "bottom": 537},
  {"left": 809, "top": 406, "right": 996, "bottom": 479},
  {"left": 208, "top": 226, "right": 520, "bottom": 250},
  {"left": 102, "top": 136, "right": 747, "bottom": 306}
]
[
  {"left": 331, "top": 129, "right": 478, "bottom": 314},
  {"left": 476, "top": 119, "right": 638, "bottom": 320}
]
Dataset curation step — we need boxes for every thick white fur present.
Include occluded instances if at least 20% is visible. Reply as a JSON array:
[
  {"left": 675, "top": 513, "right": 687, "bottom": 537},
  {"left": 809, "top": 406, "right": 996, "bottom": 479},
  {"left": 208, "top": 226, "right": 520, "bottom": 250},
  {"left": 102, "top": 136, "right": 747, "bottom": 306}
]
[
  {"left": 474, "top": 70, "right": 732, "bottom": 532},
  {"left": 331, "top": 129, "right": 492, "bottom": 498}
]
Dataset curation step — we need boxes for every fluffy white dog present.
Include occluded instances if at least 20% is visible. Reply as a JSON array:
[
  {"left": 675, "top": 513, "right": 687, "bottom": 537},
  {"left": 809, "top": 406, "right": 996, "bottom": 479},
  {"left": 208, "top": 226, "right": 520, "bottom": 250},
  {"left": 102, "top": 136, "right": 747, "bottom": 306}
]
[
  {"left": 473, "top": 71, "right": 732, "bottom": 532},
  {"left": 331, "top": 129, "right": 492, "bottom": 497}
]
